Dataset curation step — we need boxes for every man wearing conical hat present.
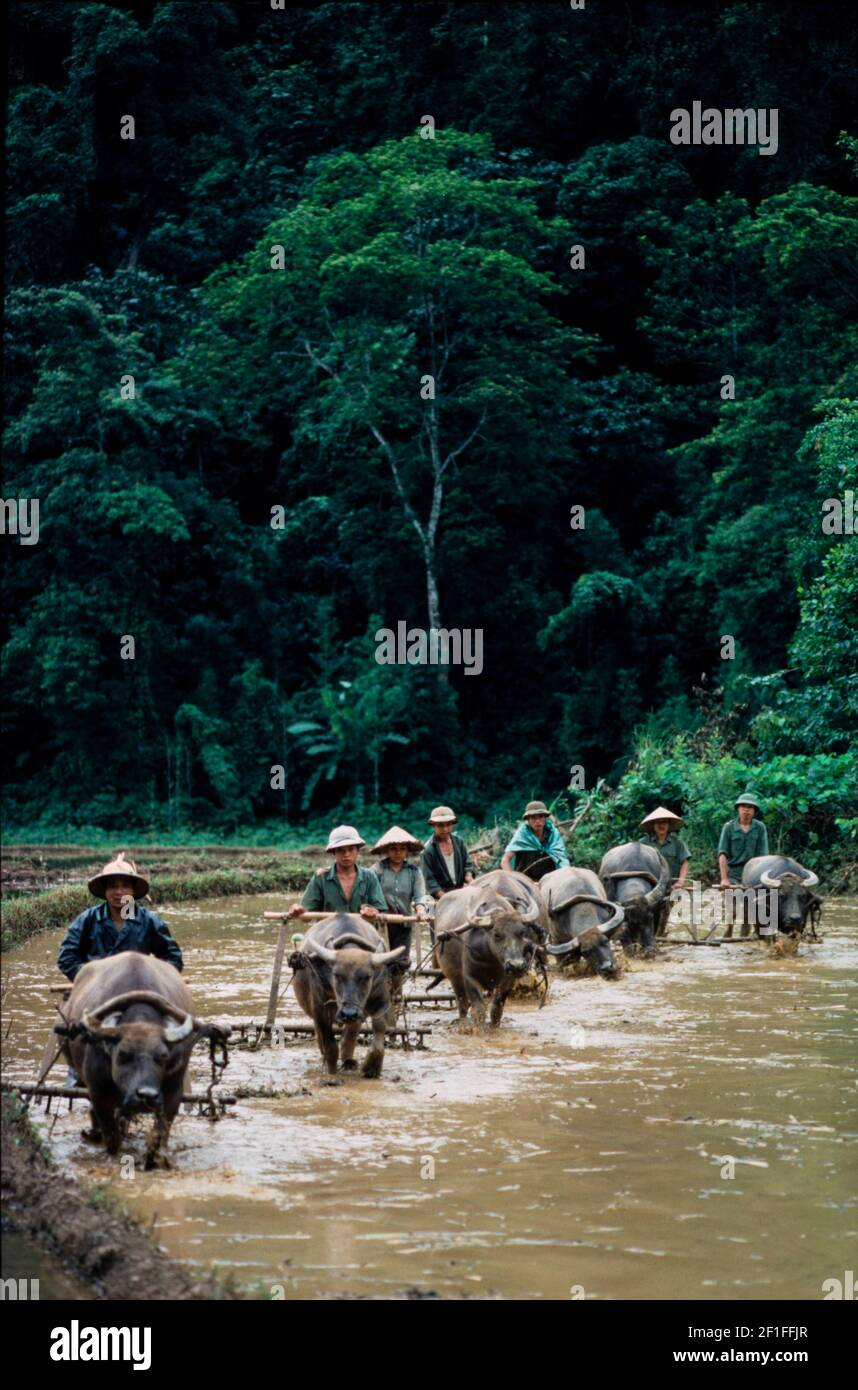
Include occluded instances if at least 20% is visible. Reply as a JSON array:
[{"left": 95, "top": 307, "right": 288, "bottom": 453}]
[
  {"left": 718, "top": 792, "right": 769, "bottom": 888},
  {"left": 501, "top": 801, "right": 570, "bottom": 881},
  {"left": 57, "top": 854, "right": 183, "bottom": 982},
  {"left": 639, "top": 807, "right": 690, "bottom": 889},
  {"left": 420, "top": 807, "right": 476, "bottom": 900},
  {"left": 639, "top": 807, "right": 689, "bottom": 938},
  {"left": 287, "top": 825, "right": 387, "bottom": 920},
  {"left": 370, "top": 827, "right": 431, "bottom": 979}
]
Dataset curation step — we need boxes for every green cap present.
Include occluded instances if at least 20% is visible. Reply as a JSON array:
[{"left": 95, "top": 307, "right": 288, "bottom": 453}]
[{"left": 735, "top": 791, "right": 762, "bottom": 811}]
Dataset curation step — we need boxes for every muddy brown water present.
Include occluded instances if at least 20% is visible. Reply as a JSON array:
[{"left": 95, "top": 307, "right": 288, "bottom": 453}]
[{"left": 2, "top": 893, "right": 856, "bottom": 1300}]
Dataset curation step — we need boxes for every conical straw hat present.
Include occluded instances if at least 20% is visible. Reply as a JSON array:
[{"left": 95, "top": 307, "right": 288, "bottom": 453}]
[
  {"left": 88, "top": 853, "right": 150, "bottom": 900},
  {"left": 640, "top": 806, "right": 683, "bottom": 831},
  {"left": 370, "top": 825, "right": 424, "bottom": 855}
]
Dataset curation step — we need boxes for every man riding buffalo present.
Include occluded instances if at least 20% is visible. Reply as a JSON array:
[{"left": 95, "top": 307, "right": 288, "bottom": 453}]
[
  {"left": 501, "top": 800, "right": 570, "bottom": 881},
  {"left": 287, "top": 825, "right": 388, "bottom": 922},
  {"left": 57, "top": 853, "right": 183, "bottom": 1090},
  {"left": 58, "top": 854, "right": 183, "bottom": 981}
]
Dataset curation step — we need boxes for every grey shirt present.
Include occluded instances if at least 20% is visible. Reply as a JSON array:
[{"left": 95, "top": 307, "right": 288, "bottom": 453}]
[{"left": 372, "top": 860, "right": 432, "bottom": 914}]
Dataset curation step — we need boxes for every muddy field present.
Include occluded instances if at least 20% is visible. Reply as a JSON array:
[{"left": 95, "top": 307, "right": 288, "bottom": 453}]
[{"left": 2, "top": 893, "right": 856, "bottom": 1300}]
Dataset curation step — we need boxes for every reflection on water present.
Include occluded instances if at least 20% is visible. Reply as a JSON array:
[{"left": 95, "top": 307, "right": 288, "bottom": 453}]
[{"left": 2, "top": 893, "right": 856, "bottom": 1300}]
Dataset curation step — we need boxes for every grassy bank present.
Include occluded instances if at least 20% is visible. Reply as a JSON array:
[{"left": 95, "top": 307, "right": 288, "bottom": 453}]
[{"left": 1, "top": 861, "right": 315, "bottom": 952}]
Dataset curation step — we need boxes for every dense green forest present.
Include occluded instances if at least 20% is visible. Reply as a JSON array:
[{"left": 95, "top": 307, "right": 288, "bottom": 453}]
[{"left": 3, "top": 0, "right": 856, "bottom": 860}]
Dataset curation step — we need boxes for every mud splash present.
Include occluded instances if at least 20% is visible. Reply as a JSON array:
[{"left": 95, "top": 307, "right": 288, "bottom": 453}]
[{"left": 3, "top": 894, "right": 856, "bottom": 1300}]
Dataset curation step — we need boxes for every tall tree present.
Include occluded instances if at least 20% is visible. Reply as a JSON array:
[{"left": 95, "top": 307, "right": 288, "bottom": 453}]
[{"left": 193, "top": 130, "right": 596, "bottom": 633}]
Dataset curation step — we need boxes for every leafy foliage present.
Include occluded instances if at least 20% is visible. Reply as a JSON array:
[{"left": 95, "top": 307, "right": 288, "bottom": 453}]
[{"left": 2, "top": 0, "right": 856, "bottom": 854}]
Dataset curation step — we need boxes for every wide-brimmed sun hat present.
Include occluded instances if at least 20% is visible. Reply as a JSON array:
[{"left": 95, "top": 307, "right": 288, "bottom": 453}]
[
  {"left": 523, "top": 800, "right": 550, "bottom": 818},
  {"left": 735, "top": 792, "right": 762, "bottom": 811},
  {"left": 640, "top": 806, "right": 684, "bottom": 831},
  {"left": 88, "top": 853, "right": 149, "bottom": 900},
  {"left": 428, "top": 805, "right": 457, "bottom": 824},
  {"left": 370, "top": 825, "right": 424, "bottom": 855},
  {"left": 326, "top": 825, "right": 366, "bottom": 852}
]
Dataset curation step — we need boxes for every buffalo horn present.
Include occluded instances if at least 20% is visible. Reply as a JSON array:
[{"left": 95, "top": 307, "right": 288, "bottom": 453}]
[
  {"left": 465, "top": 905, "right": 495, "bottom": 927},
  {"left": 547, "top": 891, "right": 609, "bottom": 914},
  {"left": 760, "top": 870, "right": 781, "bottom": 888},
  {"left": 85, "top": 990, "right": 190, "bottom": 1025},
  {"left": 304, "top": 941, "right": 337, "bottom": 964},
  {"left": 801, "top": 868, "right": 819, "bottom": 889},
  {"left": 644, "top": 856, "right": 671, "bottom": 908},
  {"left": 369, "top": 946, "right": 408, "bottom": 966},
  {"left": 545, "top": 937, "right": 582, "bottom": 957},
  {"left": 163, "top": 1012, "right": 194, "bottom": 1043},
  {"left": 600, "top": 901, "right": 626, "bottom": 937},
  {"left": 81, "top": 1009, "right": 122, "bottom": 1037}
]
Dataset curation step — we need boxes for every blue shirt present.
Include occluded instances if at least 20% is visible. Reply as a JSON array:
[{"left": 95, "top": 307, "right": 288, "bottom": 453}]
[{"left": 58, "top": 901, "right": 183, "bottom": 981}]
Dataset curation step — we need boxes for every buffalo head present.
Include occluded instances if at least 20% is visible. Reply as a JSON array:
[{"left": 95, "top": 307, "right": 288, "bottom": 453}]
[
  {"left": 545, "top": 897, "right": 625, "bottom": 978},
  {"left": 71, "top": 990, "right": 208, "bottom": 1114},
  {"left": 460, "top": 887, "right": 542, "bottom": 977},
  {"left": 303, "top": 934, "right": 405, "bottom": 1023},
  {"left": 759, "top": 866, "right": 820, "bottom": 935}
]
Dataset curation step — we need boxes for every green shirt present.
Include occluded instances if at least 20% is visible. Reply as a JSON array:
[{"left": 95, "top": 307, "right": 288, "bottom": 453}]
[
  {"left": 639, "top": 831, "right": 689, "bottom": 879},
  {"left": 301, "top": 863, "right": 388, "bottom": 914},
  {"left": 717, "top": 818, "right": 769, "bottom": 882}
]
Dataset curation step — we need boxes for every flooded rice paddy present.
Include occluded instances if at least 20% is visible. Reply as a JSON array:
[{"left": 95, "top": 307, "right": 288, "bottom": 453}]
[{"left": 3, "top": 893, "right": 856, "bottom": 1300}]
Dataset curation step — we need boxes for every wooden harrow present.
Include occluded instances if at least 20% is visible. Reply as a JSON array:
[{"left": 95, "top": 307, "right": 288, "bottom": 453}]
[
  {"left": 224, "top": 1019, "right": 432, "bottom": 1050},
  {"left": 3, "top": 1081, "right": 237, "bottom": 1118}
]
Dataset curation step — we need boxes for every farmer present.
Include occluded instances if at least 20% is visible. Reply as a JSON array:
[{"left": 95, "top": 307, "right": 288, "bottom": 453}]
[
  {"left": 58, "top": 854, "right": 183, "bottom": 982},
  {"left": 639, "top": 806, "right": 690, "bottom": 936},
  {"left": 420, "top": 806, "right": 476, "bottom": 900},
  {"left": 717, "top": 793, "right": 769, "bottom": 887},
  {"left": 370, "top": 825, "right": 432, "bottom": 979},
  {"left": 639, "top": 807, "right": 690, "bottom": 889},
  {"left": 57, "top": 853, "right": 183, "bottom": 1090},
  {"left": 287, "top": 825, "right": 387, "bottom": 920},
  {"left": 718, "top": 793, "right": 769, "bottom": 939},
  {"left": 501, "top": 800, "right": 570, "bottom": 881}
]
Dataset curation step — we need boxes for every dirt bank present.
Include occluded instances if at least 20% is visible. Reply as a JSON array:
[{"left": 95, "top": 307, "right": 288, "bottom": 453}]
[{"left": 1, "top": 1093, "right": 236, "bottom": 1300}]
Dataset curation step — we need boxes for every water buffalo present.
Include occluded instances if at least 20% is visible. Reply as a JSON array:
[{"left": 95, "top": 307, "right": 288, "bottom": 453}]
[
  {"left": 540, "top": 867, "right": 625, "bottom": 978},
  {"left": 741, "top": 856, "right": 821, "bottom": 938},
  {"left": 599, "top": 842, "right": 670, "bottom": 957},
  {"left": 58, "top": 953, "right": 228, "bottom": 1169},
  {"left": 435, "top": 881, "right": 543, "bottom": 1029},
  {"left": 289, "top": 914, "right": 405, "bottom": 1078},
  {"left": 475, "top": 868, "right": 551, "bottom": 937}
]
